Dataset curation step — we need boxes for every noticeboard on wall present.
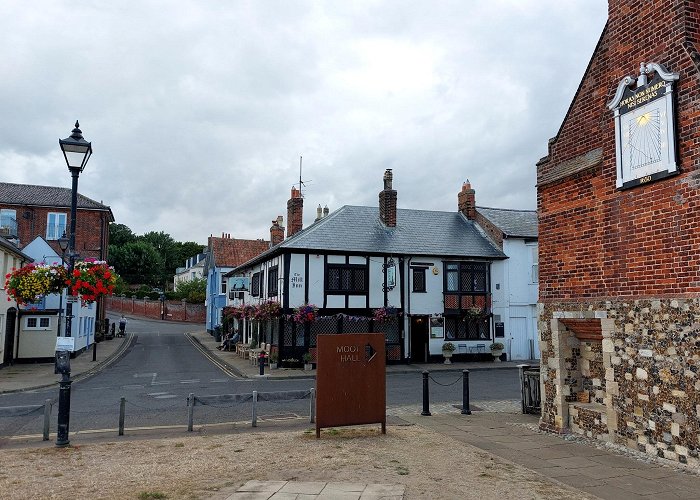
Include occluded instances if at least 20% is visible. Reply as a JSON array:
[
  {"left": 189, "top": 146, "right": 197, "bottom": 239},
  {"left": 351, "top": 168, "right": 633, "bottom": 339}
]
[
  {"left": 315, "top": 333, "right": 386, "bottom": 437},
  {"left": 430, "top": 317, "right": 444, "bottom": 338}
]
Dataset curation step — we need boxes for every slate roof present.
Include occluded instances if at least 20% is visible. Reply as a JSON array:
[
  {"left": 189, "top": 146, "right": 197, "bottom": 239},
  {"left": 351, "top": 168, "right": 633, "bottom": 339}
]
[
  {"left": 476, "top": 206, "right": 538, "bottom": 239},
  {"left": 208, "top": 237, "right": 270, "bottom": 268},
  {"left": 0, "top": 234, "right": 32, "bottom": 261},
  {"left": 233, "top": 205, "right": 506, "bottom": 271},
  {"left": 0, "top": 182, "right": 112, "bottom": 214}
]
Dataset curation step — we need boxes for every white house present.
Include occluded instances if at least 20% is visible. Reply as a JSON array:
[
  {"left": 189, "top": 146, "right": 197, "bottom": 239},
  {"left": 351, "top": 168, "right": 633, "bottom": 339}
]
[
  {"left": 173, "top": 252, "right": 206, "bottom": 289},
  {"left": 0, "top": 235, "right": 32, "bottom": 367},
  {"left": 14, "top": 237, "right": 96, "bottom": 360},
  {"left": 227, "top": 170, "right": 510, "bottom": 364},
  {"left": 475, "top": 207, "right": 538, "bottom": 360}
]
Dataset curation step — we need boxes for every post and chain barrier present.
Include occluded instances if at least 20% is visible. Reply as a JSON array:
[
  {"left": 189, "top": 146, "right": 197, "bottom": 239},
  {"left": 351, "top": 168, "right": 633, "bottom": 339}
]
[{"left": 421, "top": 370, "right": 472, "bottom": 416}]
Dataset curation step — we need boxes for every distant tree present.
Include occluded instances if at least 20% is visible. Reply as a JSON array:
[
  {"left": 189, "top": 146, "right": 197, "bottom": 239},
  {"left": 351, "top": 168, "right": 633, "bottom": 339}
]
[
  {"left": 109, "top": 241, "right": 163, "bottom": 286},
  {"left": 174, "top": 277, "right": 207, "bottom": 303},
  {"left": 139, "top": 231, "right": 179, "bottom": 287},
  {"left": 109, "top": 223, "right": 137, "bottom": 247}
]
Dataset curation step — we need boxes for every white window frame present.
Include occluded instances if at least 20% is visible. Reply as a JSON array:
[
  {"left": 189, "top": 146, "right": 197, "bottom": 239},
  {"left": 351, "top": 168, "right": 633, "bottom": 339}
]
[
  {"left": 25, "top": 316, "right": 52, "bottom": 330},
  {"left": 46, "top": 212, "right": 67, "bottom": 240},
  {"left": 0, "top": 209, "right": 16, "bottom": 232},
  {"left": 530, "top": 245, "right": 539, "bottom": 284}
]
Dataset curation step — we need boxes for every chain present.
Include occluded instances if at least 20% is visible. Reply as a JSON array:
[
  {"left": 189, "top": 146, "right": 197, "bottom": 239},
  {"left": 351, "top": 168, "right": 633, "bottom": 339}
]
[
  {"left": 126, "top": 399, "right": 186, "bottom": 410},
  {"left": 0, "top": 405, "right": 47, "bottom": 418},
  {"left": 428, "top": 373, "right": 464, "bottom": 387}
]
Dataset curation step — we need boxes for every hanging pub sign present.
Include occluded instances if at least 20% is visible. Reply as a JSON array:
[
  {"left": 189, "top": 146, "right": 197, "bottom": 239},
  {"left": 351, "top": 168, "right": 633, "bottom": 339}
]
[{"left": 607, "top": 62, "right": 679, "bottom": 190}]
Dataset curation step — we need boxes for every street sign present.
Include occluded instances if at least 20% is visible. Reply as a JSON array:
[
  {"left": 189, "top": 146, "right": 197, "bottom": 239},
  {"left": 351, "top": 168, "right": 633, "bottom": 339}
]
[
  {"left": 315, "top": 333, "right": 386, "bottom": 437},
  {"left": 55, "top": 337, "right": 75, "bottom": 352}
]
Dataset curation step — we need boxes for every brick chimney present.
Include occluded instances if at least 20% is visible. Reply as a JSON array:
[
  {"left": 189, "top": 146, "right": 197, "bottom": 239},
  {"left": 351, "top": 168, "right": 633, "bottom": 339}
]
[
  {"left": 379, "top": 169, "right": 397, "bottom": 227},
  {"left": 458, "top": 180, "right": 476, "bottom": 220},
  {"left": 287, "top": 187, "right": 303, "bottom": 237},
  {"left": 270, "top": 215, "right": 285, "bottom": 246}
]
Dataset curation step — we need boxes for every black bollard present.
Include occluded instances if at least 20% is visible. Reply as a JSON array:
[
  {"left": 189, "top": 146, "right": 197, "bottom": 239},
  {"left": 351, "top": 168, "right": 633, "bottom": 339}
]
[
  {"left": 421, "top": 370, "right": 431, "bottom": 416},
  {"left": 92, "top": 340, "right": 97, "bottom": 361},
  {"left": 461, "top": 369, "right": 472, "bottom": 415},
  {"left": 259, "top": 352, "right": 265, "bottom": 376}
]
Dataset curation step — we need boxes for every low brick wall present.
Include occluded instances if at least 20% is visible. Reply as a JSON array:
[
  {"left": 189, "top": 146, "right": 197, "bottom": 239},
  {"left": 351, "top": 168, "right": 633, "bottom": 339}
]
[{"left": 106, "top": 296, "right": 205, "bottom": 323}]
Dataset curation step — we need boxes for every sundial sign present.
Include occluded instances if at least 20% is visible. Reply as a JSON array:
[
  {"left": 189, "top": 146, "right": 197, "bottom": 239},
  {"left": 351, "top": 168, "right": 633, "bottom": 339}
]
[
  {"left": 608, "top": 62, "right": 679, "bottom": 190},
  {"left": 315, "top": 333, "right": 386, "bottom": 438}
]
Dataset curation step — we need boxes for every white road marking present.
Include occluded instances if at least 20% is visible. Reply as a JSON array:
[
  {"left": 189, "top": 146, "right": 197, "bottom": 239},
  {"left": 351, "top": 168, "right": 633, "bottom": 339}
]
[
  {"left": 150, "top": 381, "right": 171, "bottom": 386},
  {"left": 147, "top": 392, "right": 169, "bottom": 396},
  {"left": 133, "top": 373, "right": 156, "bottom": 378},
  {"left": 179, "top": 379, "right": 200, "bottom": 384},
  {"left": 210, "top": 379, "right": 229, "bottom": 383},
  {"left": 154, "top": 394, "right": 178, "bottom": 399}
]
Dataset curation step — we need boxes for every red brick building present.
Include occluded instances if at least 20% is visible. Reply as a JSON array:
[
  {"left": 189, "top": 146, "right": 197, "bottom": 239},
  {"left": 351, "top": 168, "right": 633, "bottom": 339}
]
[
  {"left": 537, "top": 1, "right": 699, "bottom": 465},
  {"left": 0, "top": 182, "right": 113, "bottom": 261}
]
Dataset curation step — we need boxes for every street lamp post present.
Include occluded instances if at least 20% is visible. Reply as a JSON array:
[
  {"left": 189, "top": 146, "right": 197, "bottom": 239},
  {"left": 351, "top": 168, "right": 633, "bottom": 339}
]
[
  {"left": 56, "top": 232, "right": 69, "bottom": 338},
  {"left": 55, "top": 121, "right": 92, "bottom": 448}
]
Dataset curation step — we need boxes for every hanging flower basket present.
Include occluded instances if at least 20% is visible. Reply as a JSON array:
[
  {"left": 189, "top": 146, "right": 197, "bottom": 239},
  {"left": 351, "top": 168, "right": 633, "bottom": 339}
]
[
  {"left": 293, "top": 304, "right": 318, "bottom": 324},
  {"left": 5, "top": 263, "right": 69, "bottom": 306},
  {"left": 373, "top": 306, "right": 397, "bottom": 323},
  {"left": 68, "top": 259, "right": 117, "bottom": 305}
]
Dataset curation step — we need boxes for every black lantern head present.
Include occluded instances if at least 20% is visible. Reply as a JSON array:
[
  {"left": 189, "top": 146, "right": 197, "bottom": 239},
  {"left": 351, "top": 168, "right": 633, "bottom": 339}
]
[
  {"left": 58, "top": 232, "right": 69, "bottom": 252},
  {"left": 59, "top": 120, "right": 92, "bottom": 172}
]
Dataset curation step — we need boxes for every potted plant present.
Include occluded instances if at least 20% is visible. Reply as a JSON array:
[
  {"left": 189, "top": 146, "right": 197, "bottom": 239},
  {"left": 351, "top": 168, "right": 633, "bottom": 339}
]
[
  {"left": 269, "top": 352, "right": 278, "bottom": 369},
  {"left": 441, "top": 342, "right": 456, "bottom": 364},
  {"left": 489, "top": 342, "right": 505, "bottom": 362},
  {"left": 303, "top": 352, "right": 314, "bottom": 370}
]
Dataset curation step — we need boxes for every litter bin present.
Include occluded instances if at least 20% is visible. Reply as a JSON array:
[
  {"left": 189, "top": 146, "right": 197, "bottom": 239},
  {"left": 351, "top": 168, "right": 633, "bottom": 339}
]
[{"left": 214, "top": 325, "right": 222, "bottom": 343}]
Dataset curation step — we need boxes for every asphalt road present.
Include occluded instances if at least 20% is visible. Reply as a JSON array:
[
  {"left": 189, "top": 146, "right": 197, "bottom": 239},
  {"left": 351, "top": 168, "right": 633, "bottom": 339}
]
[{"left": 0, "top": 316, "right": 521, "bottom": 440}]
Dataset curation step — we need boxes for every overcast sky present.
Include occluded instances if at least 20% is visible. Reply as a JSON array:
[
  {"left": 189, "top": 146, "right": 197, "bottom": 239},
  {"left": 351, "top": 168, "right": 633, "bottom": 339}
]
[{"left": 1, "top": 1, "right": 607, "bottom": 246}]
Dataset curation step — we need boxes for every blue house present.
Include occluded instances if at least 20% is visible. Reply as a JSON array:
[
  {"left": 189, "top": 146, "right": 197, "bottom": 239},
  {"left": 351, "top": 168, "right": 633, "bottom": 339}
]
[{"left": 203, "top": 234, "right": 269, "bottom": 333}]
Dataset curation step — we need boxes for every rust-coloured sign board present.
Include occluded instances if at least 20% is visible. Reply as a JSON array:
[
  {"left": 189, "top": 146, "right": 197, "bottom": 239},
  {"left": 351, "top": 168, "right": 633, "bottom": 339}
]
[{"left": 315, "top": 333, "right": 386, "bottom": 438}]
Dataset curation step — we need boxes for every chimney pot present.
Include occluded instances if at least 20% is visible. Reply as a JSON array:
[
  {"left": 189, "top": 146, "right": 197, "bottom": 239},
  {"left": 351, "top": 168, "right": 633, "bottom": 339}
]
[
  {"left": 379, "top": 169, "right": 397, "bottom": 227},
  {"left": 316, "top": 204, "right": 323, "bottom": 221},
  {"left": 458, "top": 181, "right": 476, "bottom": 220},
  {"left": 323, "top": 205, "right": 329, "bottom": 217},
  {"left": 287, "top": 186, "right": 304, "bottom": 236}
]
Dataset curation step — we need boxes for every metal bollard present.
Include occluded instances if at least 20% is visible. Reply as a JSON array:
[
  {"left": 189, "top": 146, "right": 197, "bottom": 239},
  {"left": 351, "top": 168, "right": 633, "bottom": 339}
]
[
  {"left": 310, "top": 388, "right": 316, "bottom": 423},
  {"left": 92, "top": 340, "right": 97, "bottom": 362},
  {"left": 421, "top": 370, "right": 431, "bottom": 416},
  {"left": 252, "top": 390, "right": 258, "bottom": 427},
  {"left": 461, "top": 370, "right": 472, "bottom": 415},
  {"left": 187, "top": 393, "right": 194, "bottom": 432},
  {"left": 119, "top": 397, "right": 126, "bottom": 436},
  {"left": 43, "top": 399, "right": 52, "bottom": 441},
  {"left": 259, "top": 352, "right": 265, "bottom": 376}
]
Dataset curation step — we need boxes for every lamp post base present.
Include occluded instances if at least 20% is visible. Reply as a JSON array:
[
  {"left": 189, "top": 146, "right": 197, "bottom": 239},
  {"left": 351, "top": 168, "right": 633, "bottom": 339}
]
[{"left": 55, "top": 375, "right": 72, "bottom": 447}]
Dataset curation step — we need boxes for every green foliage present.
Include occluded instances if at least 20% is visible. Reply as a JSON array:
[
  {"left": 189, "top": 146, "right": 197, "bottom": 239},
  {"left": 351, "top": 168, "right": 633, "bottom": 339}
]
[
  {"left": 174, "top": 277, "right": 206, "bottom": 303},
  {"left": 108, "top": 224, "right": 204, "bottom": 289},
  {"left": 109, "top": 223, "right": 137, "bottom": 247},
  {"left": 109, "top": 241, "right": 163, "bottom": 286}
]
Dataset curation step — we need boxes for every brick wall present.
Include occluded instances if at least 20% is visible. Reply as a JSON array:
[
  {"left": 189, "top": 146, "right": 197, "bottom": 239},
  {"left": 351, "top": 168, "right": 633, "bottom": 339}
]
[
  {"left": 106, "top": 296, "right": 206, "bottom": 323},
  {"left": 1, "top": 204, "right": 110, "bottom": 261},
  {"left": 537, "top": 1, "right": 700, "bottom": 301}
]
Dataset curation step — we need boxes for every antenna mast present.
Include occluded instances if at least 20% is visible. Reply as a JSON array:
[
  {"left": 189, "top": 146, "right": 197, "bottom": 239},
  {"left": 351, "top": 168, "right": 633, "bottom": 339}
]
[{"left": 299, "top": 155, "right": 303, "bottom": 197}]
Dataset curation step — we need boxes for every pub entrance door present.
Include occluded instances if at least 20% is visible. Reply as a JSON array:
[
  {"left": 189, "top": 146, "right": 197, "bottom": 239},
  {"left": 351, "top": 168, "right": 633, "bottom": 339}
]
[{"left": 410, "top": 315, "right": 429, "bottom": 363}]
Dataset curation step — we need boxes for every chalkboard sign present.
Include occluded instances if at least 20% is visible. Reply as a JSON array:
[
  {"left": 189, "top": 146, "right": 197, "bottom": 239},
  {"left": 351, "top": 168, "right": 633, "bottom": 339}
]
[{"left": 495, "top": 321, "right": 505, "bottom": 338}]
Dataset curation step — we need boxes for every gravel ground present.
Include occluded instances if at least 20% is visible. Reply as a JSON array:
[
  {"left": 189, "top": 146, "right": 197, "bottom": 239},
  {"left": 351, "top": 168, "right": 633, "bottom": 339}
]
[{"left": 0, "top": 423, "right": 594, "bottom": 500}]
